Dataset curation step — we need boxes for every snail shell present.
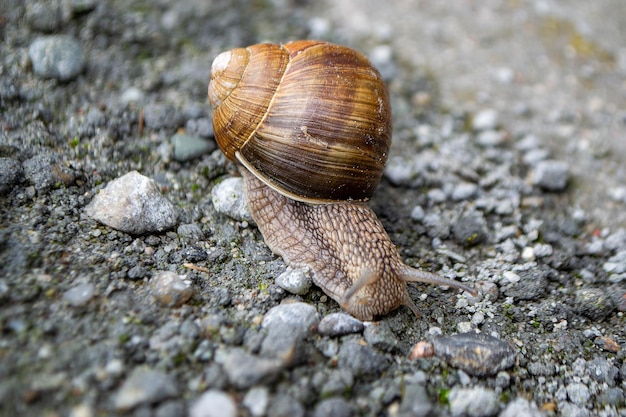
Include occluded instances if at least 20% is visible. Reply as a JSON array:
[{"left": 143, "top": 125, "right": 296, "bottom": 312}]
[{"left": 208, "top": 40, "right": 391, "bottom": 204}]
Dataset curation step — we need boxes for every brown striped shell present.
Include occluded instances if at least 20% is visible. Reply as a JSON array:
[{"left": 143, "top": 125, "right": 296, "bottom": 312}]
[{"left": 208, "top": 40, "right": 391, "bottom": 204}]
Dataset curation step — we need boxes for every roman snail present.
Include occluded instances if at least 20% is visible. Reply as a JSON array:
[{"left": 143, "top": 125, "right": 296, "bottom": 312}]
[{"left": 208, "top": 40, "right": 477, "bottom": 321}]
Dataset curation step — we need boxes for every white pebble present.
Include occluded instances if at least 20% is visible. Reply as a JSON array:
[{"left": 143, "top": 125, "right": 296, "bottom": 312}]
[
  {"left": 190, "top": 390, "right": 237, "bottom": 417},
  {"left": 63, "top": 283, "right": 95, "bottom": 307},
  {"left": 472, "top": 109, "right": 499, "bottom": 131},
  {"left": 275, "top": 267, "right": 312, "bottom": 295},
  {"left": 211, "top": 177, "right": 252, "bottom": 222}
]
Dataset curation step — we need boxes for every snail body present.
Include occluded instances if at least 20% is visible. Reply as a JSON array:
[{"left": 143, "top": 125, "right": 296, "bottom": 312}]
[{"left": 209, "top": 40, "right": 475, "bottom": 320}]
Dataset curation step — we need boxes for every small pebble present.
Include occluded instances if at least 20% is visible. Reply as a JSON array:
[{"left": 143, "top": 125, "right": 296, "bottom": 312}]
[
  {"left": 62, "top": 283, "right": 95, "bottom": 307},
  {"left": 261, "top": 302, "right": 320, "bottom": 338},
  {"left": 566, "top": 383, "right": 591, "bottom": 406},
  {"left": 267, "top": 394, "right": 305, "bottom": 417},
  {"left": 189, "top": 390, "right": 237, "bottom": 417},
  {"left": 171, "top": 133, "right": 215, "bottom": 162},
  {"left": 312, "top": 397, "right": 353, "bottom": 417},
  {"left": 317, "top": 313, "right": 364, "bottom": 337},
  {"left": 275, "top": 267, "right": 312, "bottom": 295},
  {"left": 337, "top": 339, "right": 391, "bottom": 377},
  {"left": 319, "top": 369, "right": 354, "bottom": 397},
  {"left": 432, "top": 332, "right": 516, "bottom": 376},
  {"left": 26, "top": 1, "right": 68, "bottom": 32},
  {"left": 502, "top": 267, "right": 548, "bottom": 301},
  {"left": 29, "top": 35, "right": 85, "bottom": 81},
  {"left": 218, "top": 348, "right": 284, "bottom": 389},
  {"left": 150, "top": 271, "right": 194, "bottom": 307},
  {"left": 85, "top": 171, "right": 178, "bottom": 234},
  {"left": 476, "top": 130, "right": 505, "bottom": 147},
  {"left": 499, "top": 397, "right": 543, "bottom": 417},
  {"left": 113, "top": 367, "right": 178, "bottom": 411},
  {"left": 532, "top": 160, "right": 569, "bottom": 191},
  {"left": 451, "top": 212, "right": 488, "bottom": 246},
  {"left": 472, "top": 109, "right": 499, "bottom": 131},
  {"left": 121, "top": 87, "right": 145, "bottom": 103},
  {"left": 398, "top": 383, "right": 433, "bottom": 417},
  {"left": 363, "top": 321, "right": 399, "bottom": 353},
  {"left": 451, "top": 182, "right": 478, "bottom": 201},
  {"left": 574, "top": 288, "right": 615, "bottom": 321},
  {"left": 211, "top": 177, "right": 252, "bottom": 222},
  {"left": 142, "top": 104, "right": 183, "bottom": 130},
  {"left": 410, "top": 205, "right": 425, "bottom": 221},
  {"left": 155, "top": 402, "right": 185, "bottom": 417},
  {"left": 409, "top": 341, "right": 435, "bottom": 360},
  {"left": 23, "top": 152, "right": 78, "bottom": 192},
  {"left": 448, "top": 386, "right": 499, "bottom": 417},
  {"left": 243, "top": 386, "right": 269, "bottom": 417},
  {"left": 186, "top": 117, "right": 214, "bottom": 138},
  {"left": 0, "top": 157, "right": 23, "bottom": 194}
]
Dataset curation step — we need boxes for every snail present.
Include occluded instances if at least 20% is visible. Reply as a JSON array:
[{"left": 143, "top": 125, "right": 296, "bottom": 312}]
[{"left": 208, "top": 40, "right": 476, "bottom": 321}]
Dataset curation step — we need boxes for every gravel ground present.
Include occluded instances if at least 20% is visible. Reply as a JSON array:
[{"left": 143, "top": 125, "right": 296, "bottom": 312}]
[{"left": 1, "top": 1, "right": 625, "bottom": 416}]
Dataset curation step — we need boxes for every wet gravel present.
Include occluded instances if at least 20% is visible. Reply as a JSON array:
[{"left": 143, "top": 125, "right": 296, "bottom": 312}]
[{"left": 1, "top": 0, "right": 625, "bottom": 416}]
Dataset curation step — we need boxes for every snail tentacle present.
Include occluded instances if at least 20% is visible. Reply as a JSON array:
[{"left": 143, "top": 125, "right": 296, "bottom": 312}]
[{"left": 399, "top": 266, "right": 478, "bottom": 296}]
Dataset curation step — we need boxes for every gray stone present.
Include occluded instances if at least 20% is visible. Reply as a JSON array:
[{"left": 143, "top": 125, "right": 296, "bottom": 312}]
[
  {"left": 398, "top": 383, "right": 433, "bottom": 417},
  {"left": 189, "top": 390, "right": 236, "bottom": 417},
  {"left": 499, "top": 397, "right": 543, "bottom": 417},
  {"left": 243, "top": 386, "right": 269, "bottom": 417},
  {"left": 143, "top": 104, "right": 184, "bottom": 130},
  {"left": 320, "top": 369, "right": 354, "bottom": 397},
  {"left": 452, "top": 212, "right": 488, "bottom": 247},
  {"left": 85, "top": 171, "right": 178, "bottom": 234},
  {"left": 155, "top": 401, "right": 185, "bottom": 417},
  {"left": 448, "top": 386, "right": 499, "bottom": 417},
  {"left": 472, "top": 109, "right": 499, "bottom": 130},
  {"left": 566, "top": 383, "right": 591, "bottom": 406},
  {"left": 532, "top": 160, "right": 569, "bottom": 191},
  {"left": 186, "top": 117, "right": 214, "bottom": 138},
  {"left": 29, "top": 36, "right": 84, "bottom": 81},
  {"left": 177, "top": 223, "right": 205, "bottom": 241},
  {"left": 0, "top": 158, "right": 23, "bottom": 194},
  {"left": 261, "top": 302, "right": 320, "bottom": 338},
  {"left": 23, "top": 152, "right": 78, "bottom": 192},
  {"left": 317, "top": 313, "right": 364, "bottom": 337},
  {"left": 312, "top": 397, "right": 353, "bottom": 417},
  {"left": 432, "top": 332, "right": 516, "bottom": 376},
  {"left": 150, "top": 271, "right": 194, "bottom": 308},
  {"left": 451, "top": 182, "right": 478, "bottom": 201},
  {"left": 113, "top": 368, "right": 178, "bottom": 411},
  {"left": 26, "top": 0, "right": 68, "bottom": 32},
  {"left": 267, "top": 394, "right": 305, "bottom": 417},
  {"left": 363, "top": 321, "right": 399, "bottom": 353},
  {"left": 587, "top": 358, "right": 619, "bottom": 386},
  {"left": 62, "top": 283, "right": 95, "bottom": 307},
  {"left": 337, "top": 339, "right": 391, "bottom": 377},
  {"left": 211, "top": 177, "right": 252, "bottom": 222},
  {"left": 502, "top": 267, "right": 549, "bottom": 301},
  {"left": 219, "top": 348, "right": 284, "bottom": 389},
  {"left": 171, "top": 133, "right": 215, "bottom": 162},
  {"left": 275, "top": 267, "right": 312, "bottom": 295},
  {"left": 574, "top": 288, "right": 615, "bottom": 321}
]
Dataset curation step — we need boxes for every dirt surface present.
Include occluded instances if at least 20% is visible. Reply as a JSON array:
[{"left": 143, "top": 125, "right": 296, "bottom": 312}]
[{"left": 1, "top": 1, "right": 625, "bottom": 416}]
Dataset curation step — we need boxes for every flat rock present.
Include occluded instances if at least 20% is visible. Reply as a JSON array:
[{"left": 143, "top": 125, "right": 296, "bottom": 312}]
[{"left": 432, "top": 332, "right": 516, "bottom": 376}]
